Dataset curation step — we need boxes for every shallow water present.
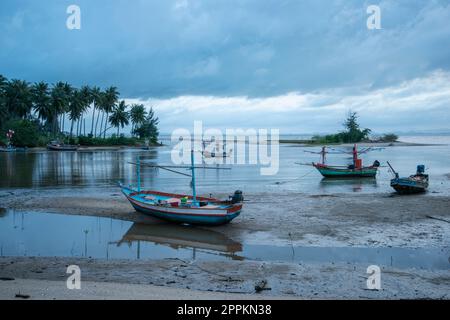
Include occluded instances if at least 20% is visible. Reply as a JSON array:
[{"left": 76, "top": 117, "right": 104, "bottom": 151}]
[
  {"left": 0, "top": 136, "right": 449, "bottom": 196},
  {"left": 0, "top": 210, "right": 448, "bottom": 270}
]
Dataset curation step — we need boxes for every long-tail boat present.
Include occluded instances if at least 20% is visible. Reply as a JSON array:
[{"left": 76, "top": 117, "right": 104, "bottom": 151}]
[
  {"left": 387, "top": 162, "right": 429, "bottom": 194},
  {"left": 47, "top": 141, "right": 78, "bottom": 151},
  {"left": 304, "top": 145, "right": 381, "bottom": 178},
  {"left": 120, "top": 150, "right": 243, "bottom": 226}
]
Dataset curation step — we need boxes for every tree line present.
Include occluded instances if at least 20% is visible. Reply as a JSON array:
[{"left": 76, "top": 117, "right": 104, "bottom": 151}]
[{"left": 0, "top": 74, "right": 159, "bottom": 147}]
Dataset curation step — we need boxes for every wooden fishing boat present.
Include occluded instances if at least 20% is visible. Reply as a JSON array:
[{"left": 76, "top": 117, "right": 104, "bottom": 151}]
[
  {"left": 313, "top": 162, "right": 379, "bottom": 178},
  {"left": 387, "top": 162, "right": 429, "bottom": 194},
  {"left": 0, "top": 146, "right": 27, "bottom": 152},
  {"left": 307, "top": 145, "right": 381, "bottom": 178},
  {"left": 47, "top": 141, "right": 78, "bottom": 151},
  {"left": 121, "top": 150, "right": 243, "bottom": 226}
]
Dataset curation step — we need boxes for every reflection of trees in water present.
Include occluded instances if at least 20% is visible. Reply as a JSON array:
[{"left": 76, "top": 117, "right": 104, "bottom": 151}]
[
  {"left": 0, "top": 153, "right": 37, "bottom": 188},
  {"left": 0, "top": 149, "right": 161, "bottom": 188}
]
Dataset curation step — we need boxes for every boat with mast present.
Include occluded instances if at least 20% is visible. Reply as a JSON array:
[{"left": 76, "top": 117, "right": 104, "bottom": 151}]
[
  {"left": 302, "top": 144, "right": 381, "bottom": 178},
  {"left": 120, "top": 150, "right": 244, "bottom": 226}
]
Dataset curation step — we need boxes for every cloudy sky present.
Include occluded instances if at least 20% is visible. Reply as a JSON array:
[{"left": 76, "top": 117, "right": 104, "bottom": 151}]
[{"left": 1, "top": 0, "right": 450, "bottom": 134}]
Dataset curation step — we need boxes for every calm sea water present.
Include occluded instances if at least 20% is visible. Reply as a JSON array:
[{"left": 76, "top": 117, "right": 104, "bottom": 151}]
[{"left": 0, "top": 135, "right": 449, "bottom": 195}]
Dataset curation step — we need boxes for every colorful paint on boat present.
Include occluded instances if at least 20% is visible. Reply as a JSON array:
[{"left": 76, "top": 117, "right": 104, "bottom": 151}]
[
  {"left": 313, "top": 163, "right": 379, "bottom": 178},
  {"left": 388, "top": 163, "right": 429, "bottom": 194},
  {"left": 309, "top": 145, "right": 381, "bottom": 178},
  {"left": 121, "top": 150, "right": 244, "bottom": 226},
  {"left": 121, "top": 187, "right": 243, "bottom": 225}
]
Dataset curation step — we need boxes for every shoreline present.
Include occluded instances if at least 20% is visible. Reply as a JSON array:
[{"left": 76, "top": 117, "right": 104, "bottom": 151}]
[{"left": 279, "top": 140, "right": 445, "bottom": 147}]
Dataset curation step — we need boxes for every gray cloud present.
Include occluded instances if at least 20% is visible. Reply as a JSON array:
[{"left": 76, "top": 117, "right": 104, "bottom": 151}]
[{"left": 1, "top": 0, "right": 449, "bottom": 98}]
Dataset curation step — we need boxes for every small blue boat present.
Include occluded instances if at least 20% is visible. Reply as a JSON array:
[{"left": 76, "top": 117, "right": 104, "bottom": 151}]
[{"left": 388, "top": 162, "right": 429, "bottom": 194}]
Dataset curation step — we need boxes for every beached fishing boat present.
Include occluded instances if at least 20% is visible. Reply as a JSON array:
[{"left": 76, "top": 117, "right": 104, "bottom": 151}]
[
  {"left": 121, "top": 150, "right": 243, "bottom": 226},
  {"left": 305, "top": 145, "right": 381, "bottom": 178},
  {"left": 387, "top": 162, "right": 429, "bottom": 194},
  {"left": 47, "top": 141, "right": 78, "bottom": 151}
]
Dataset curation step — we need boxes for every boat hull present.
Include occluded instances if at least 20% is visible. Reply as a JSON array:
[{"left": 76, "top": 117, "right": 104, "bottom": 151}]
[
  {"left": 47, "top": 145, "right": 78, "bottom": 151},
  {"left": 314, "top": 164, "right": 378, "bottom": 178},
  {"left": 390, "top": 177, "right": 428, "bottom": 194},
  {"left": 122, "top": 188, "right": 242, "bottom": 226}
]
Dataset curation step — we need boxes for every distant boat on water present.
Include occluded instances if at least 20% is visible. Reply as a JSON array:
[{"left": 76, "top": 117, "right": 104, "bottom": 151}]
[
  {"left": 0, "top": 146, "right": 27, "bottom": 152},
  {"left": 302, "top": 145, "right": 381, "bottom": 178},
  {"left": 47, "top": 141, "right": 78, "bottom": 151},
  {"left": 387, "top": 162, "right": 429, "bottom": 194}
]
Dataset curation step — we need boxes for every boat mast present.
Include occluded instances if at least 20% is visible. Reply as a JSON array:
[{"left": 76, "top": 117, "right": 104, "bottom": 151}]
[
  {"left": 136, "top": 156, "right": 141, "bottom": 192},
  {"left": 190, "top": 150, "right": 197, "bottom": 205},
  {"left": 353, "top": 144, "right": 358, "bottom": 166},
  {"left": 321, "top": 146, "right": 326, "bottom": 164}
]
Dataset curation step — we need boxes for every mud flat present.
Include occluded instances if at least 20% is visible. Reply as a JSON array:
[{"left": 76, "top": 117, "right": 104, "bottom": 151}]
[
  {"left": 1, "top": 188, "right": 449, "bottom": 248},
  {"left": 0, "top": 257, "right": 448, "bottom": 300}
]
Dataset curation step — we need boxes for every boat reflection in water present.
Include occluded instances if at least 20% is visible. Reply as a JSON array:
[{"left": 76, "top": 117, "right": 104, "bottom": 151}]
[
  {"left": 116, "top": 223, "right": 244, "bottom": 260},
  {"left": 319, "top": 177, "right": 378, "bottom": 193}
]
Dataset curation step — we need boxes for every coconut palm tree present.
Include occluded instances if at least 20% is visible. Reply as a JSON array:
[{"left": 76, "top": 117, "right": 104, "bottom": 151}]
[
  {"left": 60, "top": 83, "right": 73, "bottom": 134},
  {"left": 78, "top": 85, "right": 92, "bottom": 136},
  {"left": 50, "top": 82, "right": 71, "bottom": 136},
  {"left": 130, "top": 103, "right": 147, "bottom": 136},
  {"left": 68, "top": 88, "right": 89, "bottom": 139},
  {"left": 89, "top": 86, "right": 101, "bottom": 137},
  {"left": 31, "top": 82, "right": 51, "bottom": 126},
  {"left": 4, "top": 79, "right": 33, "bottom": 119},
  {"left": 109, "top": 100, "right": 129, "bottom": 136},
  {"left": 101, "top": 86, "right": 119, "bottom": 138}
]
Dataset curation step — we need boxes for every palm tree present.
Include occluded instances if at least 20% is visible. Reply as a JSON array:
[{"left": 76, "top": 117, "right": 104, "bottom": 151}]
[
  {"left": 60, "top": 83, "right": 73, "bottom": 134},
  {"left": 4, "top": 79, "right": 33, "bottom": 119},
  {"left": 31, "top": 82, "right": 51, "bottom": 126},
  {"left": 68, "top": 88, "right": 89, "bottom": 139},
  {"left": 109, "top": 100, "right": 129, "bottom": 136},
  {"left": 50, "top": 82, "right": 71, "bottom": 136},
  {"left": 89, "top": 86, "right": 101, "bottom": 137},
  {"left": 130, "top": 104, "right": 147, "bottom": 136},
  {"left": 78, "top": 86, "right": 92, "bottom": 136},
  {"left": 101, "top": 86, "right": 119, "bottom": 138}
]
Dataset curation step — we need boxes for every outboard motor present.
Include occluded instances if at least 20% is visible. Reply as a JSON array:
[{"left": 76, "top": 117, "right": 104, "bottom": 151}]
[
  {"left": 416, "top": 165, "right": 425, "bottom": 175},
  {"left": 373, "top": 160, "right": 380, "bottom": 168},
  {"left": 230, "top": 190, "right": 244, "bottom": 204}
]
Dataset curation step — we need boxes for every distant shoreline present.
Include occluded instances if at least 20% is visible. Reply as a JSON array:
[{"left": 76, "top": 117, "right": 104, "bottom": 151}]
[{"left": 278, "top": 140, "right": 445, "bottom": 147}]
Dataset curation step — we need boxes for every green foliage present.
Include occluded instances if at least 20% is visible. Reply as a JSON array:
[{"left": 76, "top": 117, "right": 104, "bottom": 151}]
[
  {"left": 379, "top": 133, "right": 398, "bottom": 142},
  {"left": 311, "top": 111, "right": 372, "bottom": 144},
  {"left": 109, "top": 100, "right": 130, "bottom": 135},
  {"left": 5, "top": 119, "right": 41, "bottom": 147},
  {"left": 0, "top": 75, "right": 160, "bottom": 148},
  {"left": 132, "top": 107, "right": 159, "bottom": 143},
  {"left": 76, "top": 134, "right": 140, "bottom": 146}
]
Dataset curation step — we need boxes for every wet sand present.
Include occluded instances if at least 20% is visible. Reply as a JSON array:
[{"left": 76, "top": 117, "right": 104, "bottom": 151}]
[{"left": 0, "top": 257, "right": 448, "bottom": 299}]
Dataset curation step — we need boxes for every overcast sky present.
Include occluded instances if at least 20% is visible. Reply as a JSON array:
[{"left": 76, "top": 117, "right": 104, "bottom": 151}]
[{"left": 1, "top": 0, "right": 449, "bottom": 134}]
